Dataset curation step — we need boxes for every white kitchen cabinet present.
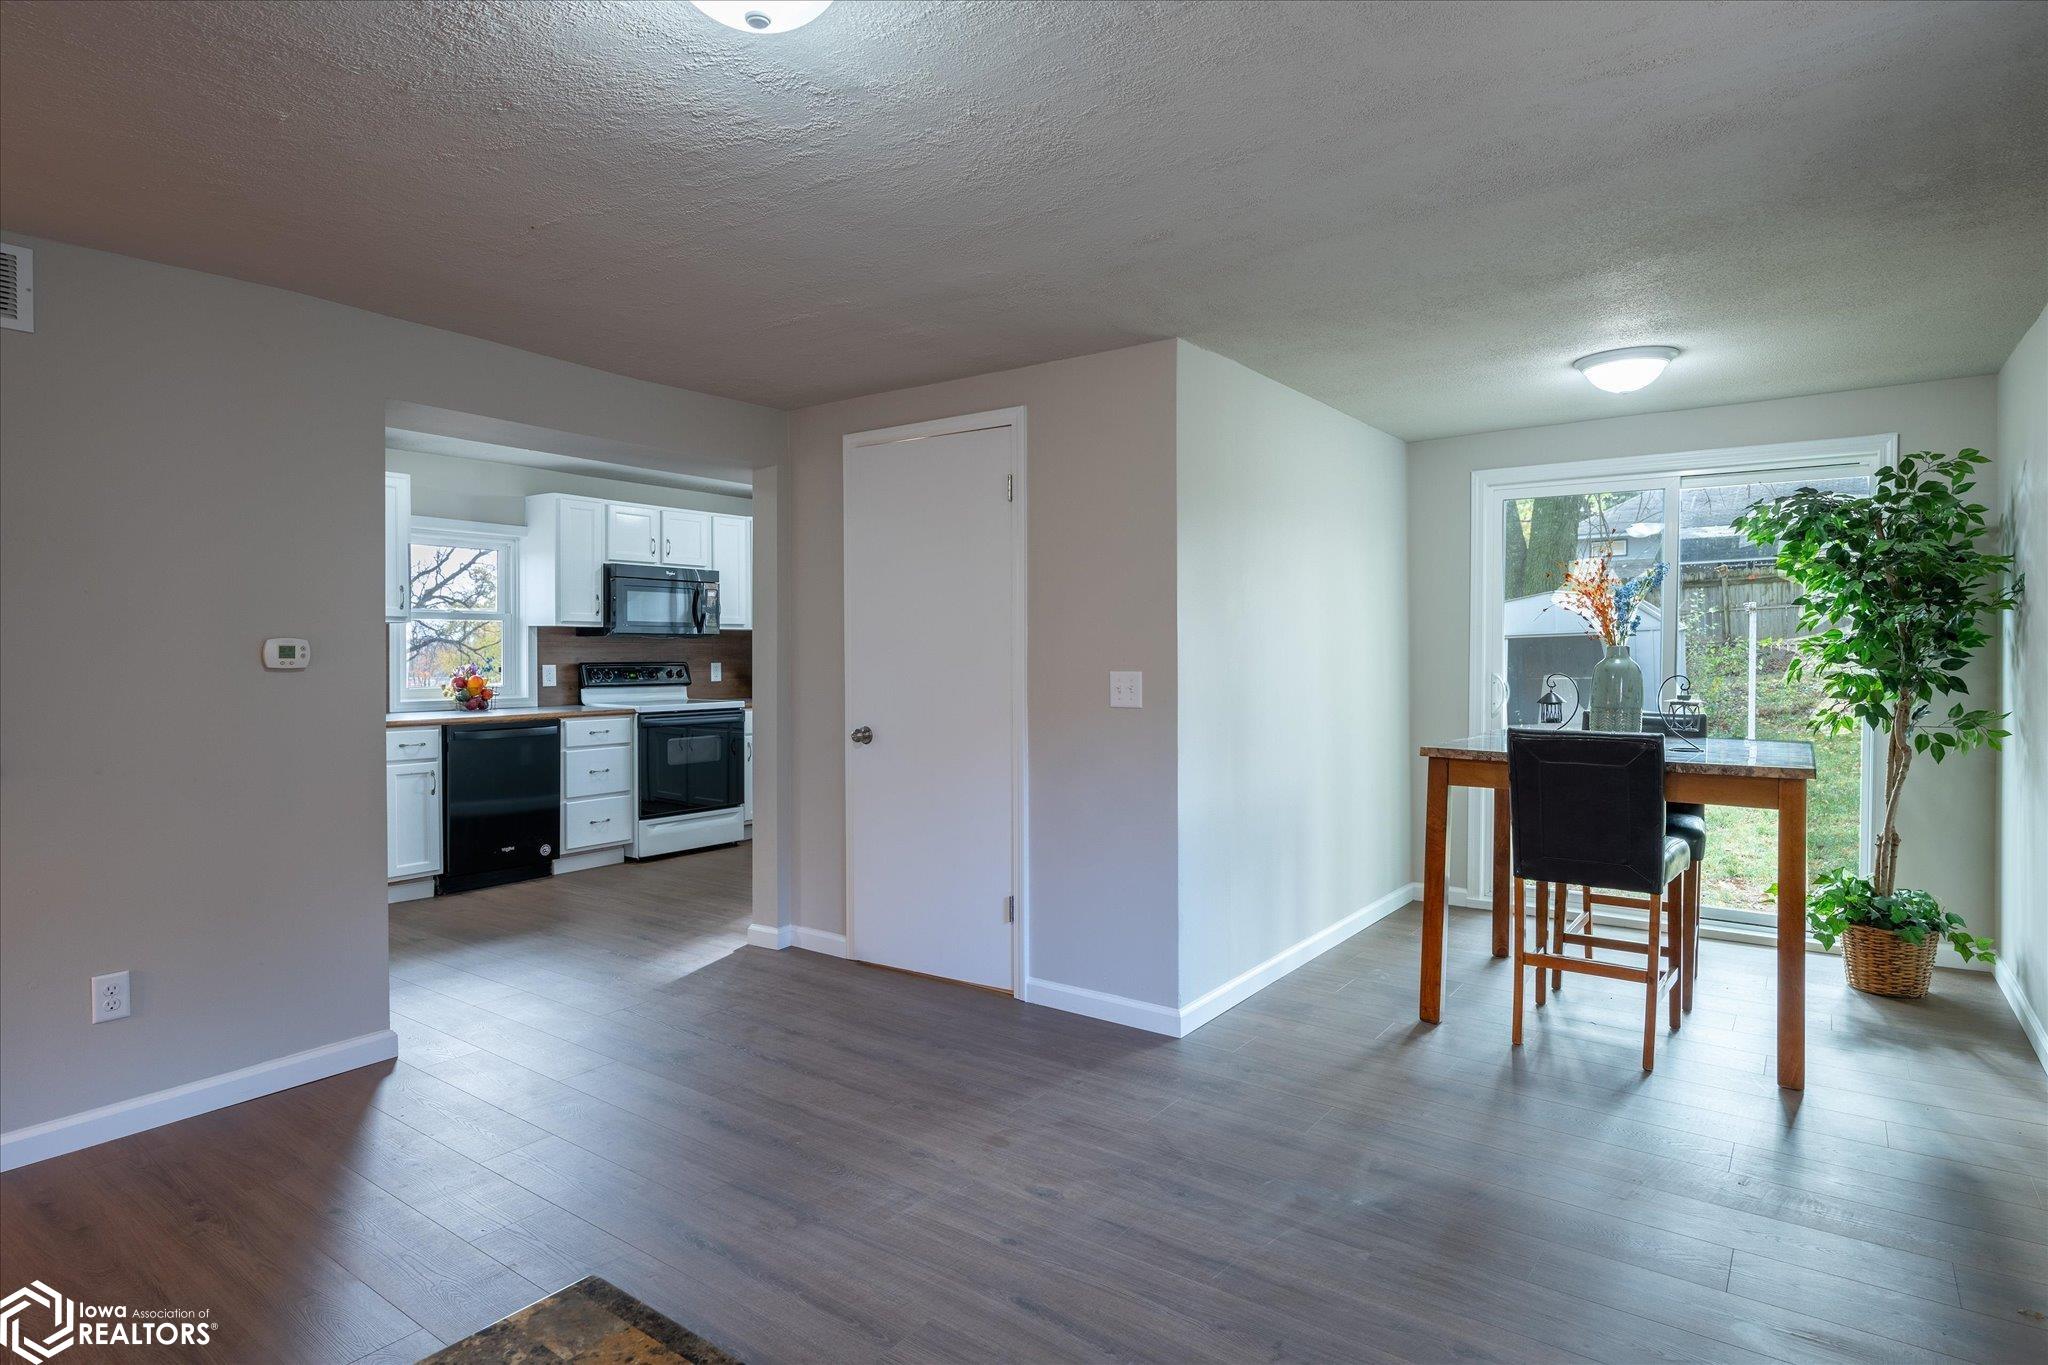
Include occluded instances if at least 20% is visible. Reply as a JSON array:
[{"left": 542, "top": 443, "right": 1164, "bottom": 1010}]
[
  {"left": 386, "top": 756, "right": 442, "bottom": 882},
  {"left": 662, "top": 507, "right": 712, "bottom": 568},
  {"left": 711, "top": 512, "right": 752, "bottom": 628},
  {"left": 384, "top": 472, "right": 412, "bottom": 622},
  {"left": 606, "top": 503, "right": 661, "bottom": 564},
  {"left": 522, "top": 494, "right": 606, "bottom": 627}
]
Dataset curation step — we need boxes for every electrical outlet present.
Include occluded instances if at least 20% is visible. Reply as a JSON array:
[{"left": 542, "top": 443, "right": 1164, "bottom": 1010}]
[
  {"left": 541, "top": 663, "right": 559, "bottom": 688},
  {"left": 710, "top": 662, "right": 723, "bottom": 682},
  {"left": 1110, "top": 670, "right": 1143, "bottom": 709},
  {"left": 92, "top": 971, "right": 131, "bottom": 1023}
]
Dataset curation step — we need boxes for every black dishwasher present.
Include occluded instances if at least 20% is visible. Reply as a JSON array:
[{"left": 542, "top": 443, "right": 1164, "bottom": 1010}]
[{"left": 440, "top": 721, "right": 560, "bottom": 894}]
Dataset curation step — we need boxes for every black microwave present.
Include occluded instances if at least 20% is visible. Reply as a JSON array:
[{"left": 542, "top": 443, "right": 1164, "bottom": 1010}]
[{"left": 589, "top": 563, "right": 720, "bottom": 636}]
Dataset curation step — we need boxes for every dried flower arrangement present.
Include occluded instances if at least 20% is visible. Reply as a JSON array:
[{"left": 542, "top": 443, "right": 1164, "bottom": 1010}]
[{"left": 1553, "top": 554, "right": 1666, "bottom": 645}]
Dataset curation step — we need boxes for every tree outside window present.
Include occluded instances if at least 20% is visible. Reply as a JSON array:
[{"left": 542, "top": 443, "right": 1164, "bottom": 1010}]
[{"left": 393, "top": 529, "right": 521, "bottom": 704}]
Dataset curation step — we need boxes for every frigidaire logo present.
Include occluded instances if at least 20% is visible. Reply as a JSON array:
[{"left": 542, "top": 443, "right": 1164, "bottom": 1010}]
[{"left": 0, "top": 1282, "right": 214, "bottom": 1359}]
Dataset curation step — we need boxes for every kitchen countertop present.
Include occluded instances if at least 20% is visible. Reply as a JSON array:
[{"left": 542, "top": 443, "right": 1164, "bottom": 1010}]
[{"left": 385, "top": 704, "right": 638, "bottom": 728}]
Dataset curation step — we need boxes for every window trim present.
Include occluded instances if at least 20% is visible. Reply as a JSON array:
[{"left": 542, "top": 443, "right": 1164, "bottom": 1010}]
[
  {"left": 388, "top": 517, "right": 531, "bottom": 712},
  {"left": 1464, "top": 434, "right": 1896, "bottom": 921}
]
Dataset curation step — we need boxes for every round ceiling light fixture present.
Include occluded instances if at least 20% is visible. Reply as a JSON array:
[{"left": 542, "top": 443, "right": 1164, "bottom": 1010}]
[
  {"left": 1572, "top": 345, "right": 1680, "bottom": 394},
  {"left": 690, "top": 1, "right": 831, "bottom": 33}
]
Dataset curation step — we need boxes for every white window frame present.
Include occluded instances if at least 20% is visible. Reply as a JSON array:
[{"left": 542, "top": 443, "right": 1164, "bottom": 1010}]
[
  {"left": 388, "top": 517, "right": 532, "bottom": 712},
  {"left": 1466, "top": 434, "right": 1895, "bottom": 922}
]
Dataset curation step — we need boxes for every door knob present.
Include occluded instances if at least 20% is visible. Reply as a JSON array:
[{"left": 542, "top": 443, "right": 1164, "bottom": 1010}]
[{"left": 850, "top": 726, "right": 873, "bottom": 745}]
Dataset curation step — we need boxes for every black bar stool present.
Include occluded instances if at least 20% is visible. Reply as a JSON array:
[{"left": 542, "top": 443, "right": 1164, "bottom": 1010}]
[{"left": 1507, "top": 729, "right": 1690, "bottom": 1071}]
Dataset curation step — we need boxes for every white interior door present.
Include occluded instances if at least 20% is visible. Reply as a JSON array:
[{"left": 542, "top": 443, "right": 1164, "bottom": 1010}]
[{"left": 844, "top": 415, "right": 1020, "bottom": 990}]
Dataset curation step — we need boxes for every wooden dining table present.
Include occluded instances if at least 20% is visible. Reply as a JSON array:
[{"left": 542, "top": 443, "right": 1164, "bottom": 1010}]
[{"left": 1417, "top": 732, "right": 1819, "bottom": 1089}]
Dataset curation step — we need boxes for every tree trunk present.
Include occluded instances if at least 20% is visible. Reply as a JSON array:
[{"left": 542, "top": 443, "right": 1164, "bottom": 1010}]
[{"left": 1875, "top": 691, "right": 1914, "bottom": 895}]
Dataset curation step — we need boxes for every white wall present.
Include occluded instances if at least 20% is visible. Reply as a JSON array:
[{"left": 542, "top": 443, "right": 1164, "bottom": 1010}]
[
  {"left": 1405, "top": 376, "right": 2004, "bottom": 939},
  {"left": 1175, "top": 342, "right": 1410, "bottom": 1007},
  {"left": 0, "top": 235, "right": 783, "bottom": 1145},
  {"left": 1997, "top": 304, "right": 2048, "bottom": 1065},
  {"left": 783, "top": 342, "right": 1184, "bottom": 1009},
  {"left": 385, "top": 446, "right": 752, "bottom": 526}
]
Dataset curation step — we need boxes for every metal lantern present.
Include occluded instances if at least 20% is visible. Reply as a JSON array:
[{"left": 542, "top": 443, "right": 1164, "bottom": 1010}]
[
  {"left": 1658, "top": 674, "right": 1706, "bottom": 750},
  {"left": 1537, "top": 673, "right": 1579, "bottom": 730}
]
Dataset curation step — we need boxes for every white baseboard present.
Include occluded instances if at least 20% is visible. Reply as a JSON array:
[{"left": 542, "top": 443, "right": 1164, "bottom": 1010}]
[
  {"left": 387, "top": 879, "right": 435, "bottom": 904},
  {"left": 1177, "top": 881, "right": 1420, "bottom": 1035},
  {"left": 1995, "top": 960, "right": 2048, "bottom": 1077},
  {"left": 1023, "top": 881, "right": 1422, "bottom": 1039},
  {"left": 746, "top": 922, "right": 793, "bottom": 950},
  {"left": 746, "top": 923, "right": 849, "bottom": 958},
  {"left": 1022, "top": 977, "right": 1182, "bottom": 1035},
  {"left": 793, "top": 926, "right": 848, "bottom": 957},
  {"left": 0, "top": 1028, "right": 398, "bottom": 1172}
]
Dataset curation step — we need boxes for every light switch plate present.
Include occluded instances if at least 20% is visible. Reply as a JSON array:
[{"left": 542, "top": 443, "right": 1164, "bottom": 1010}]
[
  {"left": 1110, "top": 670, "right": 1143, "bottom": 709},
  {"left": 711, "top": 662, "right": 723, "bottom": 682},
  {"left": 542, "top": 664, "right": 559, "bottom": 687}
]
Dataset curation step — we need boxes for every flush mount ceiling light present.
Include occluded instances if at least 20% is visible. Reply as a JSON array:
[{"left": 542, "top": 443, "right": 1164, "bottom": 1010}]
[
  {"left": 691, "top": 1, "right": 831, "bottom": 33},
  {"left": 1572, "top": 345, "right": 1680, "bottom": 394}
]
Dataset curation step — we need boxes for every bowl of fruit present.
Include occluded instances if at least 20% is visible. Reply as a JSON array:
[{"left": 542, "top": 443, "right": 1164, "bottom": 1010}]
[{"left": 444, "top": 664, "right": 495, "bottom": 712}]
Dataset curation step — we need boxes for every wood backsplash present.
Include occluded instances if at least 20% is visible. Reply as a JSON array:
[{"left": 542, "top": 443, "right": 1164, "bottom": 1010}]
[{"left": 536, "top": 629, "right": 752, "bottom": 706}]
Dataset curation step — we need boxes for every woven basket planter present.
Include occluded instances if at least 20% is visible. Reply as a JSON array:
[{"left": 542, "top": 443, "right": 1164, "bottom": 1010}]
[{"left": 1842, "top": 924, "right": 1937, "bottom": 999}]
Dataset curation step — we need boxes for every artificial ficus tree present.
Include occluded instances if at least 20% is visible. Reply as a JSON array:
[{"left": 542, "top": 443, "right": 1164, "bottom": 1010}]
[{"left": 1735, "top": 449, "right": 2022, "bottom": 898}]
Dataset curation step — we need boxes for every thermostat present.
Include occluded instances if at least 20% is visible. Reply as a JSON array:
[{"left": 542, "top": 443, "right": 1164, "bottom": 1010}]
[{"left": 263, "top": 638, "right": 311, "bottom": 670}]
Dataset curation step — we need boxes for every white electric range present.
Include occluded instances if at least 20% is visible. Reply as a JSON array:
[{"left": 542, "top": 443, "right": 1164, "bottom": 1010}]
[{"left": 578, "top": 663, "right": 748, "bottom": 858}]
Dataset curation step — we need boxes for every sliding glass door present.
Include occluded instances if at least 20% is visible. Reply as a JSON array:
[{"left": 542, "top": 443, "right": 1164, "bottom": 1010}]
[
  {"left": 1672, "top": 468, "right": 1875, "bottom": 921},
  {"left": 1471, "top": 438, "right": 1887, "bottom": 927}
]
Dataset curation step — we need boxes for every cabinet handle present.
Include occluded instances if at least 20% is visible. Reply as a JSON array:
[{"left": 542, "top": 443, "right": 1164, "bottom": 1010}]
[
  {"left": 592, "top": 817, "right": 611, "bottom": 825},
  {"left": 428, "top": 775, "right": 437, "bottom": 796},
  {"left": 664, "top": 539, "right": 672, "bottom": 557},
  {"left": 588, "top": 767, "right": 610, "bottom": 775},
  {"left": 650, "top": 538, "right": 657, "bottom": 554}
]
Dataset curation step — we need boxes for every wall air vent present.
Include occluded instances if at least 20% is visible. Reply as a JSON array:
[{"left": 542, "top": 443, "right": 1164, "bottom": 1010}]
[{"left": 0, "top": 243, "right": 31, "bottom": 332}]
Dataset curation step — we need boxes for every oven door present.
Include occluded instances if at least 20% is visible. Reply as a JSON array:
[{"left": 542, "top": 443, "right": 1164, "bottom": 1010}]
[{"left": 639, "top": 711, "right": 745, "bottom": 818}]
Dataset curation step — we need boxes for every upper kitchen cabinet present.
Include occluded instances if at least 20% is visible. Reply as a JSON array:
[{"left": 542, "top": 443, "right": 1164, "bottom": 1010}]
[
  {"left": 661, "top": 507, "right": 712, "bottom": 568},
  {"left": 523, "top": 493, "right": 606, "bottom": 626},
  {"left": 606, "top": 503, "right": 661, "bottom": 564},
  {"left": 711, "top": 512, "right": 752, "bottom": 629},
  {"left": 383, "top": 471, "right": 412, "bottom": 621}
]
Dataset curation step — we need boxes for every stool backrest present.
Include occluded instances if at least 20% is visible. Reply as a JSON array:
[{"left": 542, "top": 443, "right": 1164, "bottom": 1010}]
[{"left": 1507, "top": 729, "right": 1668, "bottom": 894}]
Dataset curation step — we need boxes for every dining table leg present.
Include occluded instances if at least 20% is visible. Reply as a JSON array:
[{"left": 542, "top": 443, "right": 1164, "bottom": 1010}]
[
  {"left": 1420, "top": 757, "right": 1450, "bottom": 1023},
  {"left": 1776, "top": 778, "right": 1808, "bottom": 1090},
  {"left": 1491, "top": 790, "right": 1512, "bottom": 958}
]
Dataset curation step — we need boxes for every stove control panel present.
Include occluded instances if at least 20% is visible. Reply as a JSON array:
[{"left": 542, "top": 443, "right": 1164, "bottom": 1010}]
[{"left": 580, "top": 662, "right": 691, "bottom": 687}]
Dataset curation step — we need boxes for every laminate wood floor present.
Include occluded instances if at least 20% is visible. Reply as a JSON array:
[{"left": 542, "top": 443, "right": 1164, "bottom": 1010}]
[{"left": 5, "top": 845, "right": 2045, "bottom": 1363}]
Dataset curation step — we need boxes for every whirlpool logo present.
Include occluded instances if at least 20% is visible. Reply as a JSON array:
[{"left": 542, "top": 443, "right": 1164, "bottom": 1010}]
[
  {"left": 0, "top": 1283, "right": 214, "bottom": 1358},
  {"left": 0, "top": 1283, "right": 73, "bottom": 1363}
]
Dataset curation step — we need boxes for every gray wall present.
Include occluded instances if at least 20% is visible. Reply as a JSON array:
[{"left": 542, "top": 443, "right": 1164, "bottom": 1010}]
[
  {"left": 1997, "top": 305, "right": 2048, "bottom": 1053},
  {"left": 385, "top": 446, "right": 753, "bottom": 525},
  {"left": 1405, "top": 376, "right": 2004, "bottom": 938},
  {"left": 783, "top": 342, "right": 1183, "bottom": 1008},
  {"left": 0, "top": 236, "right": 783, "bottom": 1134},
  {"left": 1174, "top": 342, "right": 1411, "bottom": 1005}
]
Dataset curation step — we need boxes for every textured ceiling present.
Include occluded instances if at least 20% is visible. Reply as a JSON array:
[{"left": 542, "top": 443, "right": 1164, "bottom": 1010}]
[{"left": 3, "top": 0, "right": 2045, "bottom": 440}]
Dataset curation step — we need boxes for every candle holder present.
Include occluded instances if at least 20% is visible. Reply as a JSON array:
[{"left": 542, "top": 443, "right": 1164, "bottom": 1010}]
[
  {"left": 1536, "top": 673, "right": 1580, "bottom": 730},
  {"left": 1658, "top": 674, "right": 1706, "bottom": 751}
]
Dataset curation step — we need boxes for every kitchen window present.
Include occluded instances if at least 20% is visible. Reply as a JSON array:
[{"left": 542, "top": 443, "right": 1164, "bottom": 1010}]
[{"left": 389, "top": 520, "right": 528, "bottom": 708}]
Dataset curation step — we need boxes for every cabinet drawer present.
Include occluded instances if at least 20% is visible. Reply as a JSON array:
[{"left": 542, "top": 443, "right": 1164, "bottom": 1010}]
[
  {"left": 565, "top": 715, "right": 632, "bottom": 748},
  {"left": 564, "top": 744, "right": 630, "bottom": 798},
  {"left": 562, "top": 794, "right": 632, "bottom": 851},
  {"left": 385, "top": 728, "right": 441, "bottom": 763}
]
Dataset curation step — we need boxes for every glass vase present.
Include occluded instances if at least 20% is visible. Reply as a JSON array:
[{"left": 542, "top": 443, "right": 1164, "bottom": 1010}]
[{"left": 1589, "top": 643, "right": 1644, "bottom": 732}]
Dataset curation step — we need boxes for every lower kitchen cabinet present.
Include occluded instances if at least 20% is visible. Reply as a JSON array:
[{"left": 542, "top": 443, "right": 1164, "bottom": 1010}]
[{"left": 386, "top": 757, "right": 442, "bottom": 883}]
